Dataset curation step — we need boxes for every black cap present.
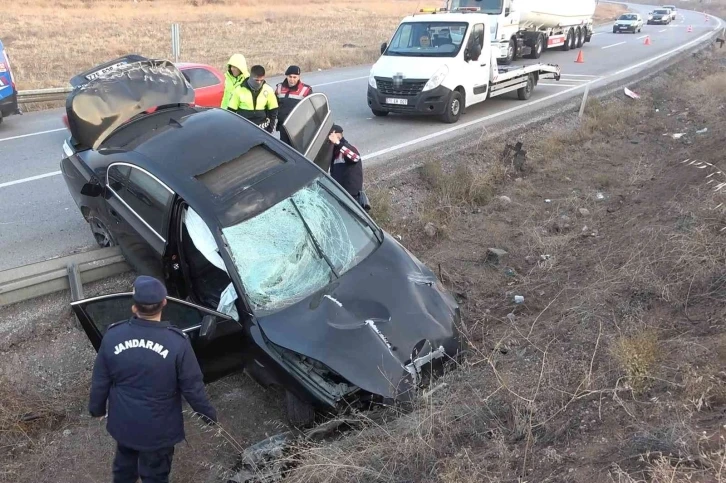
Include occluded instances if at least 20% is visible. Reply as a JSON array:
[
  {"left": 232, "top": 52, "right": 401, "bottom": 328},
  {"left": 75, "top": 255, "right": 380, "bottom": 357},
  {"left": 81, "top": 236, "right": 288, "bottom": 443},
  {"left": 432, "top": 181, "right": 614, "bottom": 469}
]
[
  {"left": 330, "top": 124, "right": 343, "bottom": 134},
  {"left": 285, "top": 65, "right": 301, "bottom": 76},
  {"left": 132, "top": 275, "right": 167, "bottom": 305}
]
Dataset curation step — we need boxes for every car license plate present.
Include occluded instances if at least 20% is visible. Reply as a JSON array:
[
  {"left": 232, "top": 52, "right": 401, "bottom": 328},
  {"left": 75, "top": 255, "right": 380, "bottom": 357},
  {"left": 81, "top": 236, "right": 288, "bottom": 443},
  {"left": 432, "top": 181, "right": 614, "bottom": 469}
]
[
  {"left": 619, "top": 26, "right": 628, "bottom": 29},
  {"left": 386, "top": 98, "right": 408, "bottom": 106}
]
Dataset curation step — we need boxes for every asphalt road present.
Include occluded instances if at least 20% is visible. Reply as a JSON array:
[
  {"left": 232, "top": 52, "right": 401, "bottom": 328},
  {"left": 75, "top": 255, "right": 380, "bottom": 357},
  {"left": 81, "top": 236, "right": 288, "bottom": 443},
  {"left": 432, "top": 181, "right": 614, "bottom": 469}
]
[{"left": 0, "top": 3, "right": 720, "bottom": 271}]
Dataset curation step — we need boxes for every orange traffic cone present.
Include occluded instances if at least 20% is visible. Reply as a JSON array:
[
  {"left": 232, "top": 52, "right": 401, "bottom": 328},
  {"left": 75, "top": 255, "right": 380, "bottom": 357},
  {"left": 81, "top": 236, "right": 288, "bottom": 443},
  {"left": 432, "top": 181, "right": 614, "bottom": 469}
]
[
  {"left": 687, "top": 25, "right": 693, "bottom": 33},
  {"left": 575, "top": 50, "right": 585, "bottom": 63},
  {"left": 644, "top": 36, "right": 652, "bottom": 46}
]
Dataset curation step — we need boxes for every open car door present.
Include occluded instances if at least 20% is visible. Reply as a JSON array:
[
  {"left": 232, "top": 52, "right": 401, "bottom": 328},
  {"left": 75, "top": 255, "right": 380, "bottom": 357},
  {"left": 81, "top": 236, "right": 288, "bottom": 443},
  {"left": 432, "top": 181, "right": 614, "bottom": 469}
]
[
  {"left": 71, "top": 293, "right": 246, "bottom": 383},
  {"left": 280, "top": 92, "right": 334, "bottom": 171}
]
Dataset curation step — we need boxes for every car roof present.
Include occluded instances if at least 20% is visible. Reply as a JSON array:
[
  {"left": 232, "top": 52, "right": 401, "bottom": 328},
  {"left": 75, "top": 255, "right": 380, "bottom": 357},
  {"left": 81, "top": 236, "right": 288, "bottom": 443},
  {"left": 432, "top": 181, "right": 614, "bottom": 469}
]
[
  {"left": 175, "top": 62, "right": 217, "bottom": 71},
  {"left": 96, "top": 106, "right": 321, "bottom": 228}
]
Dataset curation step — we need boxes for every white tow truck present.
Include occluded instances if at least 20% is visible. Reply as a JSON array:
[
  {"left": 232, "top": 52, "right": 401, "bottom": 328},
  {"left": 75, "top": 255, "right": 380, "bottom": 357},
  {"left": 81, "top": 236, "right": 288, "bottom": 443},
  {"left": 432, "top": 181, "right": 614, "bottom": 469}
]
[
  {"left": 367, "top": 7, "right": 561, "bottom": 123},
  {"left": 449, "top": 0, "right": 597, "bottom": 64}
]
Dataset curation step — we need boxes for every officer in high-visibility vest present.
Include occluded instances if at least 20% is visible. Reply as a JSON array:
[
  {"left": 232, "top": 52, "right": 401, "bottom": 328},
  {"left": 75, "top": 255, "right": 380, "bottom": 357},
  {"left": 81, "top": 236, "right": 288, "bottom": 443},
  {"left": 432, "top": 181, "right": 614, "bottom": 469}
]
[
  {"left": 220, "top": 54, "right": 249, "bottom": 110},
  {"left": 226, "top": 65, "right": 279, "bottom": 133}
]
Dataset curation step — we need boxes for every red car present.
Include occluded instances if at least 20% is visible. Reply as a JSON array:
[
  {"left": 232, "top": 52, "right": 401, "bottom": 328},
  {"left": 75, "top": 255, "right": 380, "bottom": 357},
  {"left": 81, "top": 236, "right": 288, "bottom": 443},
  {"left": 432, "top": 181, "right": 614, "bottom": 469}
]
[{"left": 62, "top": 61, "right": 224, "bottom": 128}]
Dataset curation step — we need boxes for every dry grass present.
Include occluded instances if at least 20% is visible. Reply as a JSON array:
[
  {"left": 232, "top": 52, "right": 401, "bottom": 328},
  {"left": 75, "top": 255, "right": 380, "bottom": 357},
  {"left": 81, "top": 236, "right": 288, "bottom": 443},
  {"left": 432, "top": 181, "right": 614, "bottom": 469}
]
[
  {"left": 255, "top": 41, "right": 726, "bottom": 483},
  {"left": 593, "top": 3, "right": 629, "bottom": 23},
  {"left": 6, "top": 1, "right": 624, "bottom": 91}
]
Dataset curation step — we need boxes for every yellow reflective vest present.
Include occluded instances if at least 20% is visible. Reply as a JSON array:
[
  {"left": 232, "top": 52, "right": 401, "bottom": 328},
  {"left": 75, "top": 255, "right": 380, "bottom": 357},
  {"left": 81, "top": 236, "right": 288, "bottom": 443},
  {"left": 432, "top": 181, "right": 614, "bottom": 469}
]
[
  {"left": 227, "top": 82, "right": 279, "bottom": 131},
  {"left": 221, "top": 54, "right": 249, "bottom": 109}
]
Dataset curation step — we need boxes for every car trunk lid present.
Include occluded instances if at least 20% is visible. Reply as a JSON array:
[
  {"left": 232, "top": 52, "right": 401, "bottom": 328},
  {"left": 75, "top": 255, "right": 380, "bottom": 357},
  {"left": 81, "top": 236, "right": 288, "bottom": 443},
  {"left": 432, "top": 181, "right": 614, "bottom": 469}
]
[{"left": 66, "top": 55, "right": 194, "bottom": 150}]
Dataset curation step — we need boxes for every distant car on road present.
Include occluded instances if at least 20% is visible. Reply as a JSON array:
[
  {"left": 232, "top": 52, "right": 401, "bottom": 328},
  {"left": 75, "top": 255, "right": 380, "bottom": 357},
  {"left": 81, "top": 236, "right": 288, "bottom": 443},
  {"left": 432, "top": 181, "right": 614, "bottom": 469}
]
[
  {"left": 0, "top": 39, "right": 20, "bottom": 125},
  {"left": 613, "top": 13, "right": 644, "bottom": 33},
  {"left": 648, "top": 8, "right": 672, "bottom": 24},
  {"left": 662, "top": 5, "right": 678, "bottom": 19},
  {"left": 62, "top": 61, "right": 224, "bottom": 129}
]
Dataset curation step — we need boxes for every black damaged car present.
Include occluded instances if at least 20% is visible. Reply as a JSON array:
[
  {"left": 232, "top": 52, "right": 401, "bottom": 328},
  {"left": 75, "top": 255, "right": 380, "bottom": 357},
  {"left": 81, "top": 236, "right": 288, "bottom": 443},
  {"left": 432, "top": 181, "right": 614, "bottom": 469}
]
[{"left": 60, "top": 56, "right": 463, "bottom": 425}]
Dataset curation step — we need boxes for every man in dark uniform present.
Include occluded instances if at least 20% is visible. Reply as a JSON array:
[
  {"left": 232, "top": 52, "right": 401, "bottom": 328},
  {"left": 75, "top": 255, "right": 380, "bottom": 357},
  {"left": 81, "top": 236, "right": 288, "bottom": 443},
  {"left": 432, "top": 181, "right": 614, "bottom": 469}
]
[
  {"left": 88, "top": 276, "right": 218, "bottom": 483},
  {"left": 275, "top": 65, "right": 314, "bottom": 146},
  {"left": 328, "top": 124, "right": 370, "bottom": 210}
]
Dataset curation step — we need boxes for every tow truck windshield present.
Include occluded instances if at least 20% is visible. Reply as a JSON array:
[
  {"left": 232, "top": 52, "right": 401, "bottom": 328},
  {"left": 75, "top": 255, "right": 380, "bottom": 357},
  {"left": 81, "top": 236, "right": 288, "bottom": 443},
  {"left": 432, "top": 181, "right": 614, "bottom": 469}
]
[
  {"left": 450, "top": 0, "right": 503, "bottom": 14},
  {"left": 385, "top": 21, "right": 468, "bottom": 57}
]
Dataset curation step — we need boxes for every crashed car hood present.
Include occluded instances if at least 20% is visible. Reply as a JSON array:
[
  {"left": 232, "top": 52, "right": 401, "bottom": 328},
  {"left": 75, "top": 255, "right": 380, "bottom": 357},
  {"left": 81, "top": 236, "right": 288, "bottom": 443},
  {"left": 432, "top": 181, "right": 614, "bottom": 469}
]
[
  {"left": 257, "top": 235, "right": 461, "bottom": 401},
  {"left": 66, "top": 55, "right": 194, "bottom": 150}
]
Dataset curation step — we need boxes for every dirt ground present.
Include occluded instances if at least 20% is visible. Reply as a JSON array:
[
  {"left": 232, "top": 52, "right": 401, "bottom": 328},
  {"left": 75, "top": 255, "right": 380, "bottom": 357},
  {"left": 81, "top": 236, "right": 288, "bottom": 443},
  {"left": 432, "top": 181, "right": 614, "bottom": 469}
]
[
  {"left": 268, "top": 38, "right": 726, "bottom": 483},
  {"left": 4, "top": 1, "right": 623, "bottom": 91}
]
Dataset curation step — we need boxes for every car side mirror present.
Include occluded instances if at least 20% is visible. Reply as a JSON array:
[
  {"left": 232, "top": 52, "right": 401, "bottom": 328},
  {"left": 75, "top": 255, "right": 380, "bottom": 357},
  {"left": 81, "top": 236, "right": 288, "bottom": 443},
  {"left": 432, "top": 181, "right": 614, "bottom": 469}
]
[
  {"left": 380, "top": 42, "right": 388, "bottom": 54},
  {"left": 464, "top": 49, "right": 471, "bottom": 62},
  {"left": 504, "top": 7, "right": 510, "bottom": 16},
  {"left": 199, "top": 315, "right": 218, "bottom": 341},
  {"left": 81, "top": 182, "right": 103, "bottom": 197}
]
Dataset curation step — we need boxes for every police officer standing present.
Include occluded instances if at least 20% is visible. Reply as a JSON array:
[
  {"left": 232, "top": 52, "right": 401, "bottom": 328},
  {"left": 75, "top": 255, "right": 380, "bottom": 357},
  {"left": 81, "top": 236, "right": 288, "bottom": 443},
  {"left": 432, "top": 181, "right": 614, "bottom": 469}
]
[
  {"left": 226, "top": 65, "right": 279, "bottom": 133},
  {"left": 328, "top": 124, "right": 369, "bottom": 210},
  {"left": 275, "top": 65, "right": 314, "bottom": 145},
  {"left": 88, "top": 276, "right": 218, "bottom": 483}
]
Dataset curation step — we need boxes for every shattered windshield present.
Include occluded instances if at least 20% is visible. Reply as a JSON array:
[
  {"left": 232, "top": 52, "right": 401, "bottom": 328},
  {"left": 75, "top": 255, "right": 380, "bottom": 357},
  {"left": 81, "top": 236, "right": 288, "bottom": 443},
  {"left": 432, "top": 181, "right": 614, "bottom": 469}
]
[{"left": 222, "top": 176, "right": 380, "bottom": 314}]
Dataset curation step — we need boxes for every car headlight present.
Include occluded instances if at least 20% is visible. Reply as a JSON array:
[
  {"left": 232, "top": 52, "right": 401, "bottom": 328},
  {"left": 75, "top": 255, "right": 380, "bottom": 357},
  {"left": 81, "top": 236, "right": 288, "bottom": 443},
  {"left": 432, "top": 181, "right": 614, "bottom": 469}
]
[
  {"left": 369, "top": 73, "right": 377, "bottom": 89},
  {"left": 423, "top": 65, "right": 449, "bottom": 92}
]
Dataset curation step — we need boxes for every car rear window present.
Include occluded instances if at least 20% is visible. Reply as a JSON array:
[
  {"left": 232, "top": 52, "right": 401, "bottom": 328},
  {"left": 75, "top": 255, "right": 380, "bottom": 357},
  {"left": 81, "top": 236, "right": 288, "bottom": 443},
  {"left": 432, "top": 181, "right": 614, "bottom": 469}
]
[
  {"left": 182, "top": 68, "right": 220, "bottom": 89},
  {"left": 195, "top": 145, "right": 286, "bottom": 197}
]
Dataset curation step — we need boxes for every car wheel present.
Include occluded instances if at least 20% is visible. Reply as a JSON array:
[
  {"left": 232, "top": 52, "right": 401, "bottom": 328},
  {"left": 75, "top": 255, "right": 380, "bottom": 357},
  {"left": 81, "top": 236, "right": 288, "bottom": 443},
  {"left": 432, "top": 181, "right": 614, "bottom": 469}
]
[
  {"left": 441, "top": 90, "right": 463, "bottom": 124},
  {"left": 285, "top": 390, "right": 316, "bottom": 427},
  {"left": 89, "top": 217, "right": 116, "bottom": 248},
  {"left": 613, "top": 27, "right": 618, "bottom": 34},
  {"left": 371, "top": 109, "right": 389, "bottom": 117},
  {"left": 517, "top": 74, "right": 534, "bottom": 101}
]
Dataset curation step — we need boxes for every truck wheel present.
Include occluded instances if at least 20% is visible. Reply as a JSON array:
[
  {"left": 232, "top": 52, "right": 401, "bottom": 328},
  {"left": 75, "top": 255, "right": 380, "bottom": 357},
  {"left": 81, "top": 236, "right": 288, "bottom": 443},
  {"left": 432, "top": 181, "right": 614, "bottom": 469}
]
[
  {"left": 517, "top": 75, "right": 534, "bottom": 101},
  {"left": 286, "top": 390, "right": 316, "bottom": 427},
  {"left": 441, "top": 90, "right": 462, "bottom": 124},
  {"left": 562, "top": 30, "right": 572, "bottom": 51},
  {"left": 527, "top": 34, "right": 544, "bottom": 59},
  {"left": 500, "top": 38, "right": 516, "bottom": 65},
  {"left": 371, "top": 109, "right": 389, "bottom": 117},
  {"left": 576, "top": 27, "right": 584, "bottom": 47}
]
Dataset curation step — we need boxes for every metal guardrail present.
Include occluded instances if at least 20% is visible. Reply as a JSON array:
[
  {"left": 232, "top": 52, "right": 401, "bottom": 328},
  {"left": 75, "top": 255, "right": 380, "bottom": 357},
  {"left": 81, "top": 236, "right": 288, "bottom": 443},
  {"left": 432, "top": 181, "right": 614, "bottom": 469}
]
[
  {"left": 17, "top": 87, "right": 73, "bottom": 104},
  {"left": 0, "top": 247, "right": 130, "bottom": 306}
]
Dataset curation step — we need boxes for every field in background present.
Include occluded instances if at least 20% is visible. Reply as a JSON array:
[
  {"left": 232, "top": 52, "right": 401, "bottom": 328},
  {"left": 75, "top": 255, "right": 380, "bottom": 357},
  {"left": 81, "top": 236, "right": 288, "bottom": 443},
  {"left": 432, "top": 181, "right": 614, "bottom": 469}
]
[{"left": 5, "top": 0, "right": 623, "bottom": 91}]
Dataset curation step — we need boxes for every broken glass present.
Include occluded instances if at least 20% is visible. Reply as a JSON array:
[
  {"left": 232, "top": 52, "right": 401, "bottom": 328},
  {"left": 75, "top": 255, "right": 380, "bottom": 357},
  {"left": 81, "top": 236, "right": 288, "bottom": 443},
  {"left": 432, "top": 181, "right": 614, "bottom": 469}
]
[{"left": 222, "top": 177, "right": 379, "bottom": 313}]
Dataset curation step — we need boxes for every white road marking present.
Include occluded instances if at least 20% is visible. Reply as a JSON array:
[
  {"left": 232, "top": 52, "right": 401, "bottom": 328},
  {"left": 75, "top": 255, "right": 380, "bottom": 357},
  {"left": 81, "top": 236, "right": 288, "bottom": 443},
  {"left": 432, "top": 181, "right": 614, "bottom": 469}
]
[
  {"left": 0, "top": 127, "right": 66, "bottom": 143},
  {"left": 659, "top": 29, "right": 668, "bottom": 32},
  {"left": 637, "top": 34, "right": 649, "bottom": 39},
  {"left": 602, "top": 41, "right": 627, "bottom": 49},
  {"left": 1, "top": 15, "right": 721, "bottom": 188},
  {"left": 312, "top": 75, "right": 368, "bottom": 87},
  {"left": 0, "top": 76, "right": 368, "bottom": 143},
  {"left": 365, "top": 82, "right": 593, "bottom": 160},
  {"left": 0, "top": 170, "right": 62, "bottom": 188},
  {"left": 559, "top": 74, "right": 597, "bottom": 77},
  {"left": 539, "top": 83, "right": 579, "bottom": 87}
]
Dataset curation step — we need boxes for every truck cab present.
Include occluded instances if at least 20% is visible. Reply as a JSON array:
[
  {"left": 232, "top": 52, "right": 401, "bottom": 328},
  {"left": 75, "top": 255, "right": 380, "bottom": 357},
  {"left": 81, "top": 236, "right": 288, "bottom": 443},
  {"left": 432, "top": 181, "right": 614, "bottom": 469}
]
[
  {"left": 368, "top": 11, "right": 495, "bottom": 123},
  {"left": 449, "top": 0, "right": 521, "bottom": 64},
  {"left": 367, "top": 8, "right": 560, "bottom": 123}
]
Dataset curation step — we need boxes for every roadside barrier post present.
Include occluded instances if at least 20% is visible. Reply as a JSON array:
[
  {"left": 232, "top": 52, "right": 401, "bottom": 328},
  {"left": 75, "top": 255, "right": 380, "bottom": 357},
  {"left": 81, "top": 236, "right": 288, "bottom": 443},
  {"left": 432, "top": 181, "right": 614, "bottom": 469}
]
[{"left": 578, "top": 83, "right": 590, "bottom": 119}]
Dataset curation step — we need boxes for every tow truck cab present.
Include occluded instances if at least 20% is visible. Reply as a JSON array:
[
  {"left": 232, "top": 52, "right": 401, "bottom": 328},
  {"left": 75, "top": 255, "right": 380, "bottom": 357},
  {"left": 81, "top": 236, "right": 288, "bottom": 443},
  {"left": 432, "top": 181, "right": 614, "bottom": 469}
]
[
  {"left": 368, "top": 10, "right": 496, "bottom": 123},
  {"left": 367, "top": 8, "right": 560, "bottom": 123},
  {"left": 0, "top": 39, "right": 20, "bottom": 124}
]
